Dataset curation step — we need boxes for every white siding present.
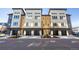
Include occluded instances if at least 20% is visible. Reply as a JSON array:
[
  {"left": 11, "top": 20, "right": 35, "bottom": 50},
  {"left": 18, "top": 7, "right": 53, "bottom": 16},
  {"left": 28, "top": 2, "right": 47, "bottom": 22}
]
[
  {"left": 25, "top": 9, "right": 41, "bottom": 28},
  {"left": 49, "top": 10, "right": 68, "bottom": 28}
]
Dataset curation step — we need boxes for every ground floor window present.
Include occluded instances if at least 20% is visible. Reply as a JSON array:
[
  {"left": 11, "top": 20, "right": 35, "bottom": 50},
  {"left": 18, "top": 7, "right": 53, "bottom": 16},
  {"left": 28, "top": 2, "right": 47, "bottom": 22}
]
[
  {"left": 12, "top": 30, "right": 18, "bottom": 35},
  {"left": 61, "top": 30, "right": 66, "bottom": 35},
  {"left": 53, "top": 30, "right": 58, "bottom": 35},
  {"left": 34, "top": 30, "right": 39, "bottom": 36},
  {"left": 26, "top": 30, "right": 31, "bottom": 36}
]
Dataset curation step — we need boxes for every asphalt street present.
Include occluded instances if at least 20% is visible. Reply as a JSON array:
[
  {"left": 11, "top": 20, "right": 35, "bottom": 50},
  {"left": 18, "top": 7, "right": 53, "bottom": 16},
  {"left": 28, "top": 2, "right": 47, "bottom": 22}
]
[{"left": 0, "top": 38, "right": 79, "bottom": 50}]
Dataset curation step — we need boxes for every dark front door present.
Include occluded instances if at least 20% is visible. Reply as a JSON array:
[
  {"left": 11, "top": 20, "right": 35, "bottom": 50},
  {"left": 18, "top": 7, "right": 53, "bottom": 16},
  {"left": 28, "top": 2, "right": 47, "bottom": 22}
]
[
  {"left": 34, "top": 30, "right": 39, "bottom": 36},
  {"left": 12, "top": 30, "right": 18, "bottom": 35}
]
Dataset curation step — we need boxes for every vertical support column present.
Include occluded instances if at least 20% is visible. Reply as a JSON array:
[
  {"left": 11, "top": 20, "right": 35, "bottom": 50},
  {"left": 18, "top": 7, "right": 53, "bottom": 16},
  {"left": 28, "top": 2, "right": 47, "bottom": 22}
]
[
  {"left": 39, "top": 30, "right": 42, "bottom": 36},
  {"left": 24, "top": 30, "right": 26, "bottom": 36},
  {"left": 18, "top": 30, "right": 20, "bottom": 35},
  {"left": 58, "top": 30, "right": 62, "bottom": 36},
  {"left": 31, "top": 30, "right": 34, "bottom": 36},
  {"left": 66, "top": 30, "right": 69, "bottom": 36},
  {"left": 51, "top": 31, "right": 53, "bottom": 35},
  {"left": 10, "top": 30, "right": 12, "bottom": 36},
  {"left": 20, "top": 29, "right": 23, "bottom": 35}
]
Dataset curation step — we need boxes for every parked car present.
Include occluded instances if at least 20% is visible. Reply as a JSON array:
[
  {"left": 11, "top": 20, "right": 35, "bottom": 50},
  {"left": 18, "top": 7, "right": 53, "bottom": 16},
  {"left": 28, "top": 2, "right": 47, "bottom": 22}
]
[
  {"left": 76, "top": 32, "right": 79, "bottom": 37},
  {"left": 0, "top": 33, "right": 6, "bottom": 37},
  {"left": 0, "top": 33, "right": 10, "bottom": 39}
]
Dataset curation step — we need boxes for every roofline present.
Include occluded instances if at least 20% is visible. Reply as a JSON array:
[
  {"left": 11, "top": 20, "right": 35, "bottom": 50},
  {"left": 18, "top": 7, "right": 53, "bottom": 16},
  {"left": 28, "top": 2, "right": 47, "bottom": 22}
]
[
  {"left": 12, "top": 8, "right": 23, "bottom": 10},
  {"left": 12, "top": 8, "right": 25, "bottom": 15},
  {"left": 49, "top": 8, "right": 67, "bottom": 10},
  {"left": 66, "top": 14, "right": 71, "bottom": 16},
  {"left": 41, "top": 15, "right": 50, "bottom": 16},
  {"left": 48, "top": 8, "right": 67, "bottom": 14},
  {"left": 25, "top": 8, "right": 42, "bottom": 15},
  {"left": 8, "top": 13, "right": 25, "bottom": 16},
  {"left": 8, "top": 13, "right": 13, "bottom": 15},
  {"left": 25, "top": 8, "right": 42, "bottom": 10}
]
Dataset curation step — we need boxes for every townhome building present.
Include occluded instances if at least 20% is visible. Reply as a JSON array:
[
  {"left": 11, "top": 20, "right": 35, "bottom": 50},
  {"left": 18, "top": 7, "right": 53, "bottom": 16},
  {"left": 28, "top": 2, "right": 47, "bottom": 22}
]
[
  {"left": 8, "top": 8, "right": 72, "bottom": 37},
  {"left": 9, "top": 8, "right": 25, "bottom": 36},
  {"left": 49, "top": 8, "right": 72, "bottom": 36}
]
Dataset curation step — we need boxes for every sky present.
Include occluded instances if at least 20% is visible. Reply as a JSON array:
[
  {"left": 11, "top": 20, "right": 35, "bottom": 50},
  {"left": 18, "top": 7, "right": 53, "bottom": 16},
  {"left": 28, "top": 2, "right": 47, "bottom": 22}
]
[{"left": 0, "top": 8, "right": 79, "bottom": 27}]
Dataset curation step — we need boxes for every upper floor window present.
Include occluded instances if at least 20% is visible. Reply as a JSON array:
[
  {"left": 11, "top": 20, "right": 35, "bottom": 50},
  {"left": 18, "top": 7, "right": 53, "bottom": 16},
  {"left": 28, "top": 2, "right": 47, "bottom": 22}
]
[
  {"left": 9, "top": 15, "right": 12, "bottom": 19},
  {"left": 0, "top": 23, "right": 3, "bottom": 25},
  {"left": 61, "top": 23, "right": 64, "bottom": 26},
  {"left": 60, "top": 16, "right": 65, "bottom": 19},
  {"left": 14, "top": 12, "right": 20, "bottom": 14},
  {"left": 52, "top": 16, "right": 57, "bottom": 19},
  {"left": 27, "top": 15, "right": 32, "bottom": 17},
  {"left": 27, "top": 13, "right": 32, "bottom": 15},
  {"left": 53, "top": 23, "right": 58, "bottom": 26},
  {"left": 51, "top": 13, "right": 57, "bottom": 15},
  {"left": 14, "top": 15, "right": 19, "bottom": 19},
  {"left": 35, "top": 22, "right": 38, "bottom": 26},
  {"left": 26, "top": 22, "right": 29, "bottom": 26},
  {"left": 26, "top": 13, "right": 32, "bottom": 18},
  {"left": 35, "top": 13, "right": 40, "bottom": 14},
  {"left": 8, "top": 23, "right": 11, "bottom": 26},
  {"left": 27, "top": 16, "right": 32, "bottom": 20},
  {"left": 13, "top": 22, "right": 18, "bottom": 26},
  {"left": 35, "top": 16, "right": 40, "bottom": 19},
  {"left": 59, "top": 13, "right": 64, "bottom": 14}
]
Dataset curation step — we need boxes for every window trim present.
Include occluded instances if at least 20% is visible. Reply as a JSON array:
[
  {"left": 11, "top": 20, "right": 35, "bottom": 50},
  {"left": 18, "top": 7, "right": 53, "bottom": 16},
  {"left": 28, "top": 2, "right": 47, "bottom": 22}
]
[
  {"left": 13, "top": 22, "right": 18, "bottom": 26},
  {"left": 53, "top": 23, "right": 58, "bottom": 26},
  {"left": 35, "top": 16, "right": 40, "bottom": 20},
  {"left": 52, "top": 16, "right": 58, "bottom": 19},
  {"left": 35, "top": 22, "right": 38, "bottom": 26},
  {"left": 60, "top": 16, "right": 65, "bottom": 20},
  {"left": 14, "top": 15, "right": 19, "bottom": 19}
]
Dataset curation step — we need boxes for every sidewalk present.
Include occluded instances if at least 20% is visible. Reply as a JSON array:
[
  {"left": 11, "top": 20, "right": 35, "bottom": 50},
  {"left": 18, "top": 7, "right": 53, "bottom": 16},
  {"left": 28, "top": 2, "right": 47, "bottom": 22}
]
[
  {"left": 18, "top": 36, "right": 41, "bottom": 39},
  {"left": 57, "top": 35, "right": 79, "bottom": 39}
]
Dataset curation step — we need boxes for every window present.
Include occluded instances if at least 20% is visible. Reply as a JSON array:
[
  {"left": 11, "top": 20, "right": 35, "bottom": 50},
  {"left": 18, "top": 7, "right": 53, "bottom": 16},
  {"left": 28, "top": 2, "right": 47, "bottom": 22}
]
[
  {"left": 27, "top": 13, "right": 32, "bottom": 18},
  {"left": 52, "top": 13, "right": 57, "bottom": 14},
  {"left": 13, "top": 22, "right": 18, "bottom": 26},
  {"left": 52, "top": 16, "right": 57, "bottom": 19},
  {"left": 9, "top": 15, "right": 12, "bottom": 19},
  {"left": 27, "top": 13, "right": 32, "bottom": 14},
  {"left": 14, "top": 15, "right": 19, "bottom": 19},
  {"left": 28, "top": 15, "right": 32, "bottom": 17},
  {"left": 26, "top": 22, "right": 29, "bottom": 26},
  {"left": 35, "top": 16, "right": 40, "bottom": 19},
  {"left": 27, "top": 16, "right": 32, "bottom": 19},
  {"left": 61, "top": 23, "right": 64, "bottom": 26},
  {"left": 14, "top": 12, "right": 20, "bottom": 14},
  {"left": 0, "top": 23, "right": 2, "bottom": 25},
  {"left": 53, "top": 23, "right": 57, "bottom": 26},
  {"left": 35, "top": 22, "right": 38, "bottom": 26},
  {"left": 59, "top": 13, "right": 64, "bottom": 14},
  {"left": 35, "top": 13, "right": 40, "bottom": 14},
  {"left": 60, "top": 16, "right": 65, "bottom": 19},
  {"left": 8, "top": 23, "right": 11, "bottom": 26}
]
